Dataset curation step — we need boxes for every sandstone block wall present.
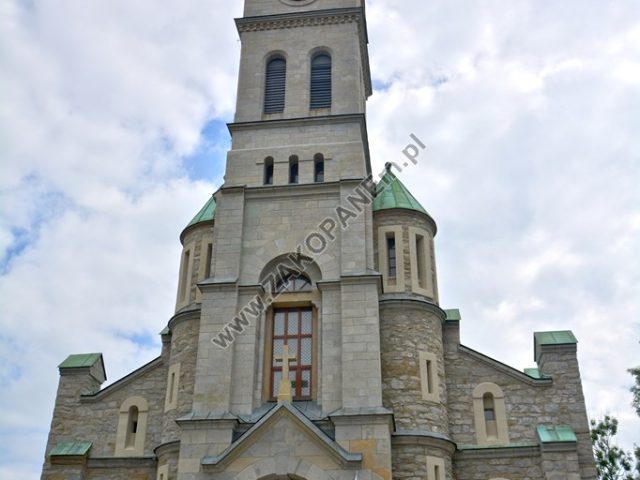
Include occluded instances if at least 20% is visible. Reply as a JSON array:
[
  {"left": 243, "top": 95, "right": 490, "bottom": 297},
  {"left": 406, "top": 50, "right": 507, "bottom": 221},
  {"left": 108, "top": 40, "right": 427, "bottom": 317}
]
[{"left": 380, "top": 302, "right": 449, "bottom": 433}]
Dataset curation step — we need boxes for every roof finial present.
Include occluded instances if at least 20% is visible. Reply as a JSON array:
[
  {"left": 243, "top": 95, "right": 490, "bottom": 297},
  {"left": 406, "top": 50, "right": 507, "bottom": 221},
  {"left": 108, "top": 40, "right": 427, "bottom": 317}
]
[{"left": 384, "top": 162, "right": 393, "bottom": 172}]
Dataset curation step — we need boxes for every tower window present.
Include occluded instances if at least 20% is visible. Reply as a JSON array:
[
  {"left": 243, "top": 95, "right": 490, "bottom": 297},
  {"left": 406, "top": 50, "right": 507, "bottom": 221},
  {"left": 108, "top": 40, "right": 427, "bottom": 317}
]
[
  {"left": 426, "top": 456, "right": 445, "bottom": 480},
  {"left": 310, "top": 53, "right": 332, "bottom": 109},
  {"left": 387, "top": 234, "right": 397, "bottom": 278},
  {"left": 416, "top": 234, "right": 426, "bottom": 289},
  {"left": 419, "top": 351, "right": 439, "bottom": 402},
  {"left": 179, "top": 250, "right": 190, "bottom": 301},
  {"left": 314, "top": 154, "right": 324, "bottom": 182},
  {"left": 264, "top": 57, "right": 286, "bottom": 114},
  {"left": 264, "top": 157, "right": 274, "bottom": 185},
  {"left": 168, "top": 372, "right": 176, "bottom": 404},
  {"left": 164, "top": 363, "right": 181, "bottom": 412},
  {"left": 425, "top": 358, "right": 433, "bottom": 394},
  {"left": 271, "top": 307, "right": 313, "bottom": 400},
  {"left": 289, "top": 155, "right": 299, "bottom": 184},
  {"left": 204, "top": 243, "right": 212, "bottom": 279}
]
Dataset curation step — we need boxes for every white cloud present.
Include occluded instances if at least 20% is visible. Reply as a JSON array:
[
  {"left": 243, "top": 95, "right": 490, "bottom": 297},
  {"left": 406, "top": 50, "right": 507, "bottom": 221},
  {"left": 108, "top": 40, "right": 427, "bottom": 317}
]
[
  {"left": 1, "top": 0, "right": 639, "bottom": 478},
  {"left": 367, "top": 0, "right": 640, "bottom": 449}
]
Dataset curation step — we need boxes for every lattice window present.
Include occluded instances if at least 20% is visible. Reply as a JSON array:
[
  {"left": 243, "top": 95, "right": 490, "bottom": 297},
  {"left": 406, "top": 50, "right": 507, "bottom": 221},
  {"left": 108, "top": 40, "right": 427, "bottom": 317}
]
[{"left": 271, "top": 307, "right": 313, "bottom": 400}]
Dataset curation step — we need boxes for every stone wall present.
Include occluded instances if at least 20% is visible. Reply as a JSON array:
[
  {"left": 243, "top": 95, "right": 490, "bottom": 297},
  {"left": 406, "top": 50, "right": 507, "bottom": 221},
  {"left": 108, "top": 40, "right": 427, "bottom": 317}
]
[
  {"left": 43, "top": 358, "right": 168, "bottom": 468},
  {"left": 391, "top": 437, "right": 455, "bottom": 480},
  {"left": 443, "top": 320, "right": 596, "bottom": 479},
  {"left": 380, "top": 301, "right": 449, "bottom": 433},
  {"left": 162, "top": 309, "right": 200, "bottom": 443},
  {"left": 454, "top": 447, "right": 545, "bottom": 480}
]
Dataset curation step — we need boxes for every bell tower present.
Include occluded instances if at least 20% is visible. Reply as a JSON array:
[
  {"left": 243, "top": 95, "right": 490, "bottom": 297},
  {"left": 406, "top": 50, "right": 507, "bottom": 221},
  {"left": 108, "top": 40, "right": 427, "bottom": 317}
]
[
  {"left": 176, "top": 0, "right": 395, "bottom": 477},
  {"left": 225, "top": 0, "right": 372, "bottom": 189}
]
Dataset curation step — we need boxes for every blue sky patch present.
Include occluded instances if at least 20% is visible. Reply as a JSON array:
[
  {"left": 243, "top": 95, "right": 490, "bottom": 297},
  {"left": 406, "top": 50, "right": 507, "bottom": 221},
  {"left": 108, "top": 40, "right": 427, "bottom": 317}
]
[{"left": 182, "top": 119, "right": 229, "bottom": 183}]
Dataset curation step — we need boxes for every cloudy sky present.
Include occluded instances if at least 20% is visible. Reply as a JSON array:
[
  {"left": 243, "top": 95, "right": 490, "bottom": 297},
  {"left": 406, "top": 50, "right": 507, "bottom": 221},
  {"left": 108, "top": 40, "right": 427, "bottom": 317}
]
[{"left": 1, "top": 0, "right": 638, "bottom": 478}]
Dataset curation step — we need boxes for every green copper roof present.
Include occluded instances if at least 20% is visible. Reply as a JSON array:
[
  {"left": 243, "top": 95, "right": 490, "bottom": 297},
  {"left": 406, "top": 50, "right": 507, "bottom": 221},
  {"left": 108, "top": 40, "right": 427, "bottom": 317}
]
[
  {"left": 186, "top": 195, "right": 216, "bottom": 228},
  {"left": 58, "top": 353, "right": 102, "bottom": 369},
  {"left": 373, "top": 169, "right": 427, "bottom": 215},
  {"left": 524, "top": 367, "right": 542, "bottom": 379},
  {"left": 534, "top": 330, "right": 577, "bottom": 346},
  {"left": 50, "top": 441, "right": 92, "bottom": 457},
  {"left": 537, "top": 425, "right": 577, "bottom": 443},
  {"left": 445, "top": 309, "right": 461, "bottom": 321}
]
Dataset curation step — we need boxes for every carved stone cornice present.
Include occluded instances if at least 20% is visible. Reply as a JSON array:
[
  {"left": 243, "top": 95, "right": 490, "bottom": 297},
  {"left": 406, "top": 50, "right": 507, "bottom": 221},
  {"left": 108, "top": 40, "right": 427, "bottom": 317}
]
[{"left": 236, "top": 9, "right": 361, "bottom": 33}]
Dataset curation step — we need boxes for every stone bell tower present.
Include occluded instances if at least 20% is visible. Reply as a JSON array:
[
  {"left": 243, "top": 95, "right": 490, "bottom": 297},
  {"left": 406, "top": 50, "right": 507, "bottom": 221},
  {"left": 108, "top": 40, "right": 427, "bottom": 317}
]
[{"left": 176, "top": 0, "right": 394, "bottom": 478}]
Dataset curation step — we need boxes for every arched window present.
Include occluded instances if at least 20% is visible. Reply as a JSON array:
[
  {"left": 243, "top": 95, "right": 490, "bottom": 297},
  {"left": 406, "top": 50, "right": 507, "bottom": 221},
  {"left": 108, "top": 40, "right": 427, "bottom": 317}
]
[
  {"left": 264, "top": 157, "right": 274, "bottom": 185},
  {"left": 115, "top": 396, "right": 149, "bottom": 456},
  {"left": 472, "top": 383, "right": 509, "bottom": 446},
  {"left": 289, "top": 155, "right": 299, "bottom": 184},
  {"left": 275, "top": 271, "right": 312, "bottom": 293},
  {"left": 314, "top": 153, "right": 324, "bottom": 183},
  {"left": 483, "top": 393, "right": 498, "bottom": 438},
  {"left": 264, "top": 57, "right": 286, "bottom": 114},
  {"left": 125, "top": 406, "right": 139, "bottom": 448},
  {"left": 310, "top": 53, "right": 332, "bottom": 109}
]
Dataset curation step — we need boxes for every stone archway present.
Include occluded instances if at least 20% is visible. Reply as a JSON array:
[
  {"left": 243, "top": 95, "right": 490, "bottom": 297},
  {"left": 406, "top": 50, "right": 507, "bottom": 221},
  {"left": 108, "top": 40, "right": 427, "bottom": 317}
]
[{"left": 233, "top": 457, "right": 336, "bottom": 480}]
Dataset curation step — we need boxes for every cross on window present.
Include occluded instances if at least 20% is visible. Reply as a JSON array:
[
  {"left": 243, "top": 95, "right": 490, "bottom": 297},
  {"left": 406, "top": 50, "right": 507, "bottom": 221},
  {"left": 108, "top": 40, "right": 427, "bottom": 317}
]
[{"left": 271, "top": 307, "right": 313, "bottom": 400}]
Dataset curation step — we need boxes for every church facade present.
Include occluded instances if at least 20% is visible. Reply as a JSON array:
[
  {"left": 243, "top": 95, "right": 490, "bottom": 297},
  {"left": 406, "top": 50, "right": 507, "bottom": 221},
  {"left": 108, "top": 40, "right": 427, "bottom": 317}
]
[{"left": 41, "top": 1, "right": 597, "bottom": 479}]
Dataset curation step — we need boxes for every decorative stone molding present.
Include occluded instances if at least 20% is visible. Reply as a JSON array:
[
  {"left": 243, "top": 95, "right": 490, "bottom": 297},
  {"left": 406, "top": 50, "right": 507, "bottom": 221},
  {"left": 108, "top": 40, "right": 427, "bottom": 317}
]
[{"left": 236, "top": 8, "right": 361, "bottom": 33}]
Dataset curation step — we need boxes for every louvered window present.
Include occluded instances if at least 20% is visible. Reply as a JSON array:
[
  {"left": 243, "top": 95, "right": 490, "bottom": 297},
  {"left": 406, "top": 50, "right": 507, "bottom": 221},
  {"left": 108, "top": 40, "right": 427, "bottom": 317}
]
[
  {"left": 264, "top": 58, "right": 286, "bottom": 114},
  {"left": 310, "top": 54, "right": 332, "bottom": 109}
]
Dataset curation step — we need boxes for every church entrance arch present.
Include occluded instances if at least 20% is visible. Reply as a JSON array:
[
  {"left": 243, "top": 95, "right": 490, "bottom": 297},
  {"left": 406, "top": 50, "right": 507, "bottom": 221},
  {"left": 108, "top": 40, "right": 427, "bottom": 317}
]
[{"left": 232, "top": 458, "right": 336, "bottom": 480}]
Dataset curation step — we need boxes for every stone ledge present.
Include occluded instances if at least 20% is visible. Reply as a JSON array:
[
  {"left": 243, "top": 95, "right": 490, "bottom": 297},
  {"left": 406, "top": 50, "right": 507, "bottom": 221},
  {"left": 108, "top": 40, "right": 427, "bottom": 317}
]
[
  {"left": 243, "top": 181, "right": 342, "bottom": 200},
  {"left": 154, "top": 440, "right": 180, "bottom": 458},
  {"left": 86, "top": 456, "right": 157, "bottom": 469},
  {"left": 393, "top": 431, "right": 457, "bottom": 455},
  {"left": 167, "top": 303, "right": 201, "bottom": 332},
  {"left": 455, "top": 444, "right": 540, "bottom": 460},
  {"left": 379, "top": 295, "right": 446, "bottom": 320}
]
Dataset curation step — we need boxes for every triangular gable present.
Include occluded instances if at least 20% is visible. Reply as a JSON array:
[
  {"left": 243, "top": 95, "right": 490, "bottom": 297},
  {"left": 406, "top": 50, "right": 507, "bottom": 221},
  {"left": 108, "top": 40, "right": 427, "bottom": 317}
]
[{"left": 202, "top": 403, "right": 362, "bottom": 472}]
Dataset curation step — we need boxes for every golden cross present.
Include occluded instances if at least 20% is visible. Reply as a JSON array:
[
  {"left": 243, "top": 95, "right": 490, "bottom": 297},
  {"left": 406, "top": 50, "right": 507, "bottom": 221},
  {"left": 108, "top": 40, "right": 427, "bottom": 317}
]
[{"left": 274, "top": 344, "right": 296, "bottom": 403}]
